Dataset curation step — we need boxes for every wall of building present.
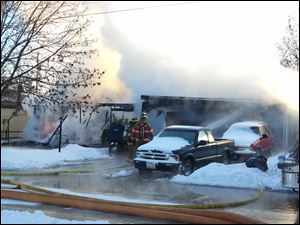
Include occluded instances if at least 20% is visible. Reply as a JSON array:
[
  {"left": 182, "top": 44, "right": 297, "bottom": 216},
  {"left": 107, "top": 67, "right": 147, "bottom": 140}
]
[{"left": 1, "top": 107, "right": 28, "bottom": 139}]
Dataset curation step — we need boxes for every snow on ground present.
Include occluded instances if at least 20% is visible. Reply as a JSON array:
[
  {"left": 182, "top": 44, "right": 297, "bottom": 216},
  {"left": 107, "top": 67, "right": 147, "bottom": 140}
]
[
  {"left": 1, "top": 144, "right": 110, "bottom": 170},
  {"left": 1, "top": 144, "right": 288, "bottom": 192},
  {"left": 1, "top": 210, "right": 109, "bottom": 224},
  {"left": 171, "top": 154, "right": 286, "bottom": 191},
  {"left": 1, "top": 199, "right": 40, "bottom": 206}
]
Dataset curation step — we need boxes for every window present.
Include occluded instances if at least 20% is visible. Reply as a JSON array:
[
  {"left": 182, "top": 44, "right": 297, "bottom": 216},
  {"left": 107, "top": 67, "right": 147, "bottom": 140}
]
[
  {"left": 250, "top": 126, "right": 260, "bottom": 135},
  {"left": 263, "top": 126, "right": 272, "bottom": 136},
  {"left": 198, "top": 130, "right": 209, "bottom": 142},
  {"left": 260, "top": 125, "right": 271, "bottom": 136},
  {"left": 207, "top": 130, "right": 215, "bottom": 143},
  {"left": 159, "top": 129, "right": 196, "bottom": 144}
]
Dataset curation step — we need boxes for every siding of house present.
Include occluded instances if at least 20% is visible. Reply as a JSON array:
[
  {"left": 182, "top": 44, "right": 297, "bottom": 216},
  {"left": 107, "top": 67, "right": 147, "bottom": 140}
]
[
  {"left": 148, "top": 109, "right": 166, "bottom": 136},
  {"left": 1, "top": 107, "right": 28, "bottom": 139}
]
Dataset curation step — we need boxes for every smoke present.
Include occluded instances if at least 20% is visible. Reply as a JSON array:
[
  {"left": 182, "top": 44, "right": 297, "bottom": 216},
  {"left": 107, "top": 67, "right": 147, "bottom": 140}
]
[
  {"left": 21, "top": 2, "right": 299, "bottom": 146},
  {"left": 97, "top": 3, "right": 298, "bottom": 112},
  {"left": 22, "top": 100, "right": 59, "bottom": 143},
  {"left": 259, "top": 67, "right": 299, "bottom": 113},
  {"left": 22, "top": 100, "right": 127, "bottom": 146},
  {"left": 97, "top": 2, "right": 299, "bottom": 148},
  {"left": 84, "top": 36, "right": 133, "bottom": 103},
  {"left": 100, "top": 18, "right": 264, "bottom": 102},
  {"left": 206, "top": 111, "right": 243, "bottom": 131}
]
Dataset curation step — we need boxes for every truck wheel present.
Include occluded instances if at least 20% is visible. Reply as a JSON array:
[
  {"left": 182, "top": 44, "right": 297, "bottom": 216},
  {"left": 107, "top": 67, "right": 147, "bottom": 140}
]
[
  {"left": 108, "top": 146, "right": 113, "bottom": 156},
  {"left": 222, "top": 152, "right": 229, "bottom": 164},
  {"left": 182, "top": 159, "right": 194, "bottom": 176}
]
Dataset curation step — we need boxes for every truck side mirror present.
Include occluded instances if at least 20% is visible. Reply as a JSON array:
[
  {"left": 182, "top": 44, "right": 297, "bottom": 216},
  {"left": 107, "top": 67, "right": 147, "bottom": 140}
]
[{"left": 198, "top": 140, "right": 207, "bottom": 146}]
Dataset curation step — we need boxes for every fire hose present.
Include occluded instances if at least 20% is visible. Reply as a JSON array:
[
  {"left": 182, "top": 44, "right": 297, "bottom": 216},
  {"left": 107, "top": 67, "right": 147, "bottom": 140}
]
[
  {"left": 1, "top": 178, "right": 265, "bottom": 224},
  {"left": 1, "top": 169, "right": 93, "bottom": 176}
]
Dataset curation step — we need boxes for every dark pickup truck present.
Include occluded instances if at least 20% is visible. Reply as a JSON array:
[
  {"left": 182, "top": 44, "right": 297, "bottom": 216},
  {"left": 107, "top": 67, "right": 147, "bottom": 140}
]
[{"left": 134, "top": 125, "right": 235, "bottom": 176}]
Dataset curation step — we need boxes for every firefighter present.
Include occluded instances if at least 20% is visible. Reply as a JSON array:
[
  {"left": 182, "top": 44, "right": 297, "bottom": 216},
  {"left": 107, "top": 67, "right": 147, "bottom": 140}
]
[
  {"left": 128, "top": 112, "right": 153, "bottom": 162},
  {"left": 126, "top": 117, "right": 138, "bottom": 161},
  {"left": 108, "top": 120, "right": 125, "bottom": 155}
]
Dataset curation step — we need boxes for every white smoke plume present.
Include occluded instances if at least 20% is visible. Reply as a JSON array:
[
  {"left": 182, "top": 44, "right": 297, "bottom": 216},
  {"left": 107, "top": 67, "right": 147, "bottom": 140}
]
[
  {"left": 96, "top": 2, "right": 298, "bottom": 110},
  {"left": 21, "top": 2, "right": 299, "bottom": 146}
]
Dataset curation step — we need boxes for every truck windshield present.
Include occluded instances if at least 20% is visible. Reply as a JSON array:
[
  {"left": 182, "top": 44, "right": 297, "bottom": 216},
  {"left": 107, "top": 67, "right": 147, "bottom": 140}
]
[{"left": 159, "top": 129, "right": 196, "bottom": 144}]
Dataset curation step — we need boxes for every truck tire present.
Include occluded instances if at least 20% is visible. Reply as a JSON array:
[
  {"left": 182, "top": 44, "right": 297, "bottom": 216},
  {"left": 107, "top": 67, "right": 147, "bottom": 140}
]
[
  {"left": 108, "top": 146, "right": 113, "bottom": 156},
  {"left": 222, "top": 152, "right": 229, "bottom": 164},
  {"left": 182, "top": 158, "right": 194, "bottom": 176}
]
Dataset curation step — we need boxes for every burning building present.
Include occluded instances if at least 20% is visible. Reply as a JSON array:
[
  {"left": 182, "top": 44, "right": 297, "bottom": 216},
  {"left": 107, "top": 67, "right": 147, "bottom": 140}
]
[{"left": 140, "top": 95, "right": 298, "bottom": 151}]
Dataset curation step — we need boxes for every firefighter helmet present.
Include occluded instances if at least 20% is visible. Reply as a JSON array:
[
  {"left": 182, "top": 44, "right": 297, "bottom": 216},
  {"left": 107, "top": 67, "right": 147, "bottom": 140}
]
[
  {"left": 129, "top": 117, "right": 138, "bottom": 126},
  {"left": 140, "top": 112, "right": 148, "bottom": 120}
]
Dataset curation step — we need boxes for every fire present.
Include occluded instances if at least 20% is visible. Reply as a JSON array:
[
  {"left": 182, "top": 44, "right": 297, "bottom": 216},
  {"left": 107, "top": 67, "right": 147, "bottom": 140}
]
[{"left": 42, "top": 121, "right": 54, "bottom": 136}]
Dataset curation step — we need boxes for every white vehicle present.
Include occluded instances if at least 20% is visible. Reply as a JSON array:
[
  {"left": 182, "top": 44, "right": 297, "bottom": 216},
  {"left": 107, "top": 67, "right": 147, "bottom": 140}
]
[{"left": 222, "top": 121, "right": 273, "bottom": 157}]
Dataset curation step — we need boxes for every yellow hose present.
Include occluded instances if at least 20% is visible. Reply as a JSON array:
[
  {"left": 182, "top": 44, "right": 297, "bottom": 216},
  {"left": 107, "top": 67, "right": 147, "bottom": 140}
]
[
  {"left": 1, "top": 178, "right": 264, "bottom": 209},
  {"left": 1, "top": 170, "right": 93, "bottom": 176}
]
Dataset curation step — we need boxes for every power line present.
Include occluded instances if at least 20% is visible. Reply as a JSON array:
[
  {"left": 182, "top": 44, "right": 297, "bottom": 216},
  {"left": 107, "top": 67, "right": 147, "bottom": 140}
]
[{"left": 63, "top": 2, "right": 198, "bottom": 19}]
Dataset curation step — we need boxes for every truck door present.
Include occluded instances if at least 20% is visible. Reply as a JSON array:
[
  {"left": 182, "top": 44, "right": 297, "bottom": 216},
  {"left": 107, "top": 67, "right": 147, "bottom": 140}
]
[
  {"left": 207, "top": 130, "right": 221, "bottom": 159},
  {"left": 194, "top": 130, "right": 216, "bottom": 164}
]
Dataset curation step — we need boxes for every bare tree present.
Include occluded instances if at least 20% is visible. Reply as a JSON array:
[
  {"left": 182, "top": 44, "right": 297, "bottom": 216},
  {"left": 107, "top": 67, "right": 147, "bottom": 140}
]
[
  {"left": 1, "top": 1, "right": 103, "bottom": 115},
  {"left": 277, "top": 12, "right": 299, "bottom": 71}
]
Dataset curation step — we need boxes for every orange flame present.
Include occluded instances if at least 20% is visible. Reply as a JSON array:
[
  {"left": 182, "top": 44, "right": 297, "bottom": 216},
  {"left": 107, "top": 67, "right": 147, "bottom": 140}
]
[{"left": 42, "top": 121, "right": 54, "bottom": 136}]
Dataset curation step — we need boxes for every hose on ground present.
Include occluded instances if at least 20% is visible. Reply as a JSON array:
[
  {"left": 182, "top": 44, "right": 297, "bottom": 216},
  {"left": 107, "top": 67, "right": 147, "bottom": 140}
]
[
  {"left": 1, "top": 169, "right": 93, "bottom": 176},
  {"left": 1, "top": 178, "right": 264, "bottom": 210}
]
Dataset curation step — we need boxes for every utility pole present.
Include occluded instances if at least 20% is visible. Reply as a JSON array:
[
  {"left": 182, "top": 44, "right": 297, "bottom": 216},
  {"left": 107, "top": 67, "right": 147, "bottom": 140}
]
[
  {"left": 58, "top": 117, "right": 63, "bottom": 153},
  {"left": 58, "top": 105, "right": 68, "bottom": 152}
]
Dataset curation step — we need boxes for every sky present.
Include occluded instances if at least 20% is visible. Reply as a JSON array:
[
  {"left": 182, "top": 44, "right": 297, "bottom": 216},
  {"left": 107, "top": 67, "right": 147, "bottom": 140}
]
[{"left": 83, "top": 1, "right": 299, "bottom": 112}]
